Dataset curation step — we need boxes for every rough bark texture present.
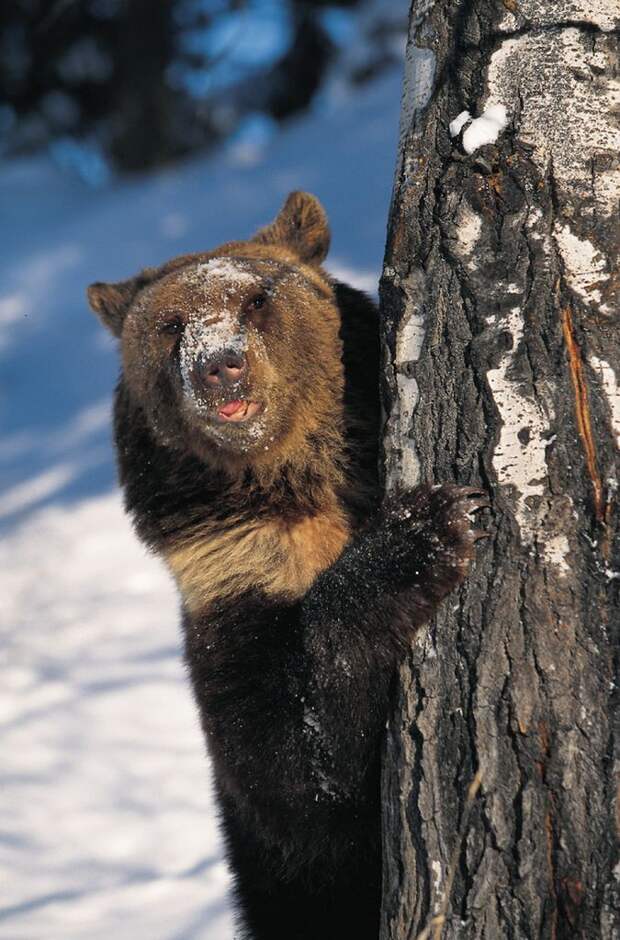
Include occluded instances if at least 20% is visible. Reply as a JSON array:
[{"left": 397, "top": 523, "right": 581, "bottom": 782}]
[{"left": 379, "top": 2, "right": 619, "bottom": 938}]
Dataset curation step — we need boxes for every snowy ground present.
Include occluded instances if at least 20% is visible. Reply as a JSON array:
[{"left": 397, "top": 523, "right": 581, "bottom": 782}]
[{"left": 0, "top": 72, "right": 401, "bottom": 939}]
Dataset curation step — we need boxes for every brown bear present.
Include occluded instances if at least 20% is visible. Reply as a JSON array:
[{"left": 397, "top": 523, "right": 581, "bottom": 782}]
[{"left": 88, "top": 192, "right": 486, "bottom": 940}]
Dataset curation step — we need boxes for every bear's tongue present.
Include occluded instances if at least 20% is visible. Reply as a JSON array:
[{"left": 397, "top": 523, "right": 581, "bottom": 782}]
[{"left": 218, "top": 399, "right": 246, "bottom": 417}]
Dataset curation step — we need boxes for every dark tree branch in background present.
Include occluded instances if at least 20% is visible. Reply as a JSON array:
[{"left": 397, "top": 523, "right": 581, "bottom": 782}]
[
  {"left": 111, "top": 0, "right": 178, "bottom": 171},
  {"left": 379, "top": 1, "right": 619, "bottom": 938},
  {"left": 0, "top": 0, "right": 406, "bottom": 173}
]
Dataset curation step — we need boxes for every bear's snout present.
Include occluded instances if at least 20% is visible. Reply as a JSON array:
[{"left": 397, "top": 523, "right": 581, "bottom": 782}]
[
  {"left": 199, "top": 349, "right": 247, "bottom": 389},
  {"left": 183, "top": 347, "right": 248, "bottom": 403}
]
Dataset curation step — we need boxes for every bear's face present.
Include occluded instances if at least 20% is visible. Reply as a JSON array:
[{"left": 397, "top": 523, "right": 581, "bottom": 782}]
[{"left": 88, "top": 193, "right": 345, "bottom": 469}]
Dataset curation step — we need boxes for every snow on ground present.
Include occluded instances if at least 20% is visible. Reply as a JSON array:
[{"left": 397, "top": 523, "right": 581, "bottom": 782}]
[
  {"left": 0, "top": 71, "right": 401, "bottom": 939},
  {"left": 1, "top": 495, "right": 232, "bottom": 939}
]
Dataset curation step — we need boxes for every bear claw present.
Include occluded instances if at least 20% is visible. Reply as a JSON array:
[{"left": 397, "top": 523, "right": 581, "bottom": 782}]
[{"left": 385, "top": 482, "right": 490, "bottom": 598}]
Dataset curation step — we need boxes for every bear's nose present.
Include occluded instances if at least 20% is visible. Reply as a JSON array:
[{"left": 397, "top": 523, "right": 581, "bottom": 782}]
[{"left": 201, "top": 350, "right": 247, "bottom": 388}]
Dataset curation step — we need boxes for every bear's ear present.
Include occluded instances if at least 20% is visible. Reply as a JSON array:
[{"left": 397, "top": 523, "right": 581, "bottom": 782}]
[
  {"left": 86, "top": 276, "right": 142, "bottom": 337},
  {"left": 252, "top": 191, "right": 330, "bottom": 266}
]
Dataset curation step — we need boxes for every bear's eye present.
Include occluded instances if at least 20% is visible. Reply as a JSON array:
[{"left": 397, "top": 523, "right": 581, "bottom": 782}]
[
  {"left": 250, "top": 293, "right": 266, "bottom": 310},
  {"left": 159, "top": 316, "right": 184, "bottom": 336}
]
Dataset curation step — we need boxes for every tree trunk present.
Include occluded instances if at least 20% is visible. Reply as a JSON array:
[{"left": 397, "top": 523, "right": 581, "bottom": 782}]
[{"left": 379, "top": 2, "right": 619, "bottom": 938}]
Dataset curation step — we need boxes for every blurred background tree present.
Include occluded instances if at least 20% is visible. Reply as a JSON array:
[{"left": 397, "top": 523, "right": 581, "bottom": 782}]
[{"left": 0, "top": 0, "right": 406, "bottom": 179}]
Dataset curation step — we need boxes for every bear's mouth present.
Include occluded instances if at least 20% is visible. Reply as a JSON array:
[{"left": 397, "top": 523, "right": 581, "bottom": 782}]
[{"left": 214, "top": 399, "right": 262, "bottom": 423}]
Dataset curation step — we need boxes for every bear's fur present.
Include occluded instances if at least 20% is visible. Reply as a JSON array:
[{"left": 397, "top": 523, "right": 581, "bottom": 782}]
[{"left": 88, "top": 192, "right": 485, "bottom": 940}]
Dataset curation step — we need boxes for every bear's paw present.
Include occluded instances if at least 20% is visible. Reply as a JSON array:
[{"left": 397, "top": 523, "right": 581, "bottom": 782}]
[{"left": 385, "top": 484, "right": 489, "bottom": 599}]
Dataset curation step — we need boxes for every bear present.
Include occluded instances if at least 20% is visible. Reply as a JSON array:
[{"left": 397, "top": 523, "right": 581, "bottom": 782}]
[{"left": 87, "top": 192, "right": 486, "bottom": 940}]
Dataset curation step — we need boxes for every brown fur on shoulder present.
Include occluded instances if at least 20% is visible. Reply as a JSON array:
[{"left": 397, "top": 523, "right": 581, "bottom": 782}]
[{"left": 166, "top": 502, "right": 350, "bottom": 614}]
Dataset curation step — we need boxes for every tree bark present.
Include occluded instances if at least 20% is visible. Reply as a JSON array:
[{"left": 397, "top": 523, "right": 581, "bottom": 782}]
[{"left": 379, "top": 2, "right": 619, "bottom": 938}]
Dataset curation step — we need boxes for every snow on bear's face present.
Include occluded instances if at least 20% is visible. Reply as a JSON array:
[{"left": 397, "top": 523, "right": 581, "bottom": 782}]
[
  {"left": 126, "top": 255, "right": 340, "bottom": 459},
  {"left": 87, "top": 192, "right": 343, "bottom": 467}
]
